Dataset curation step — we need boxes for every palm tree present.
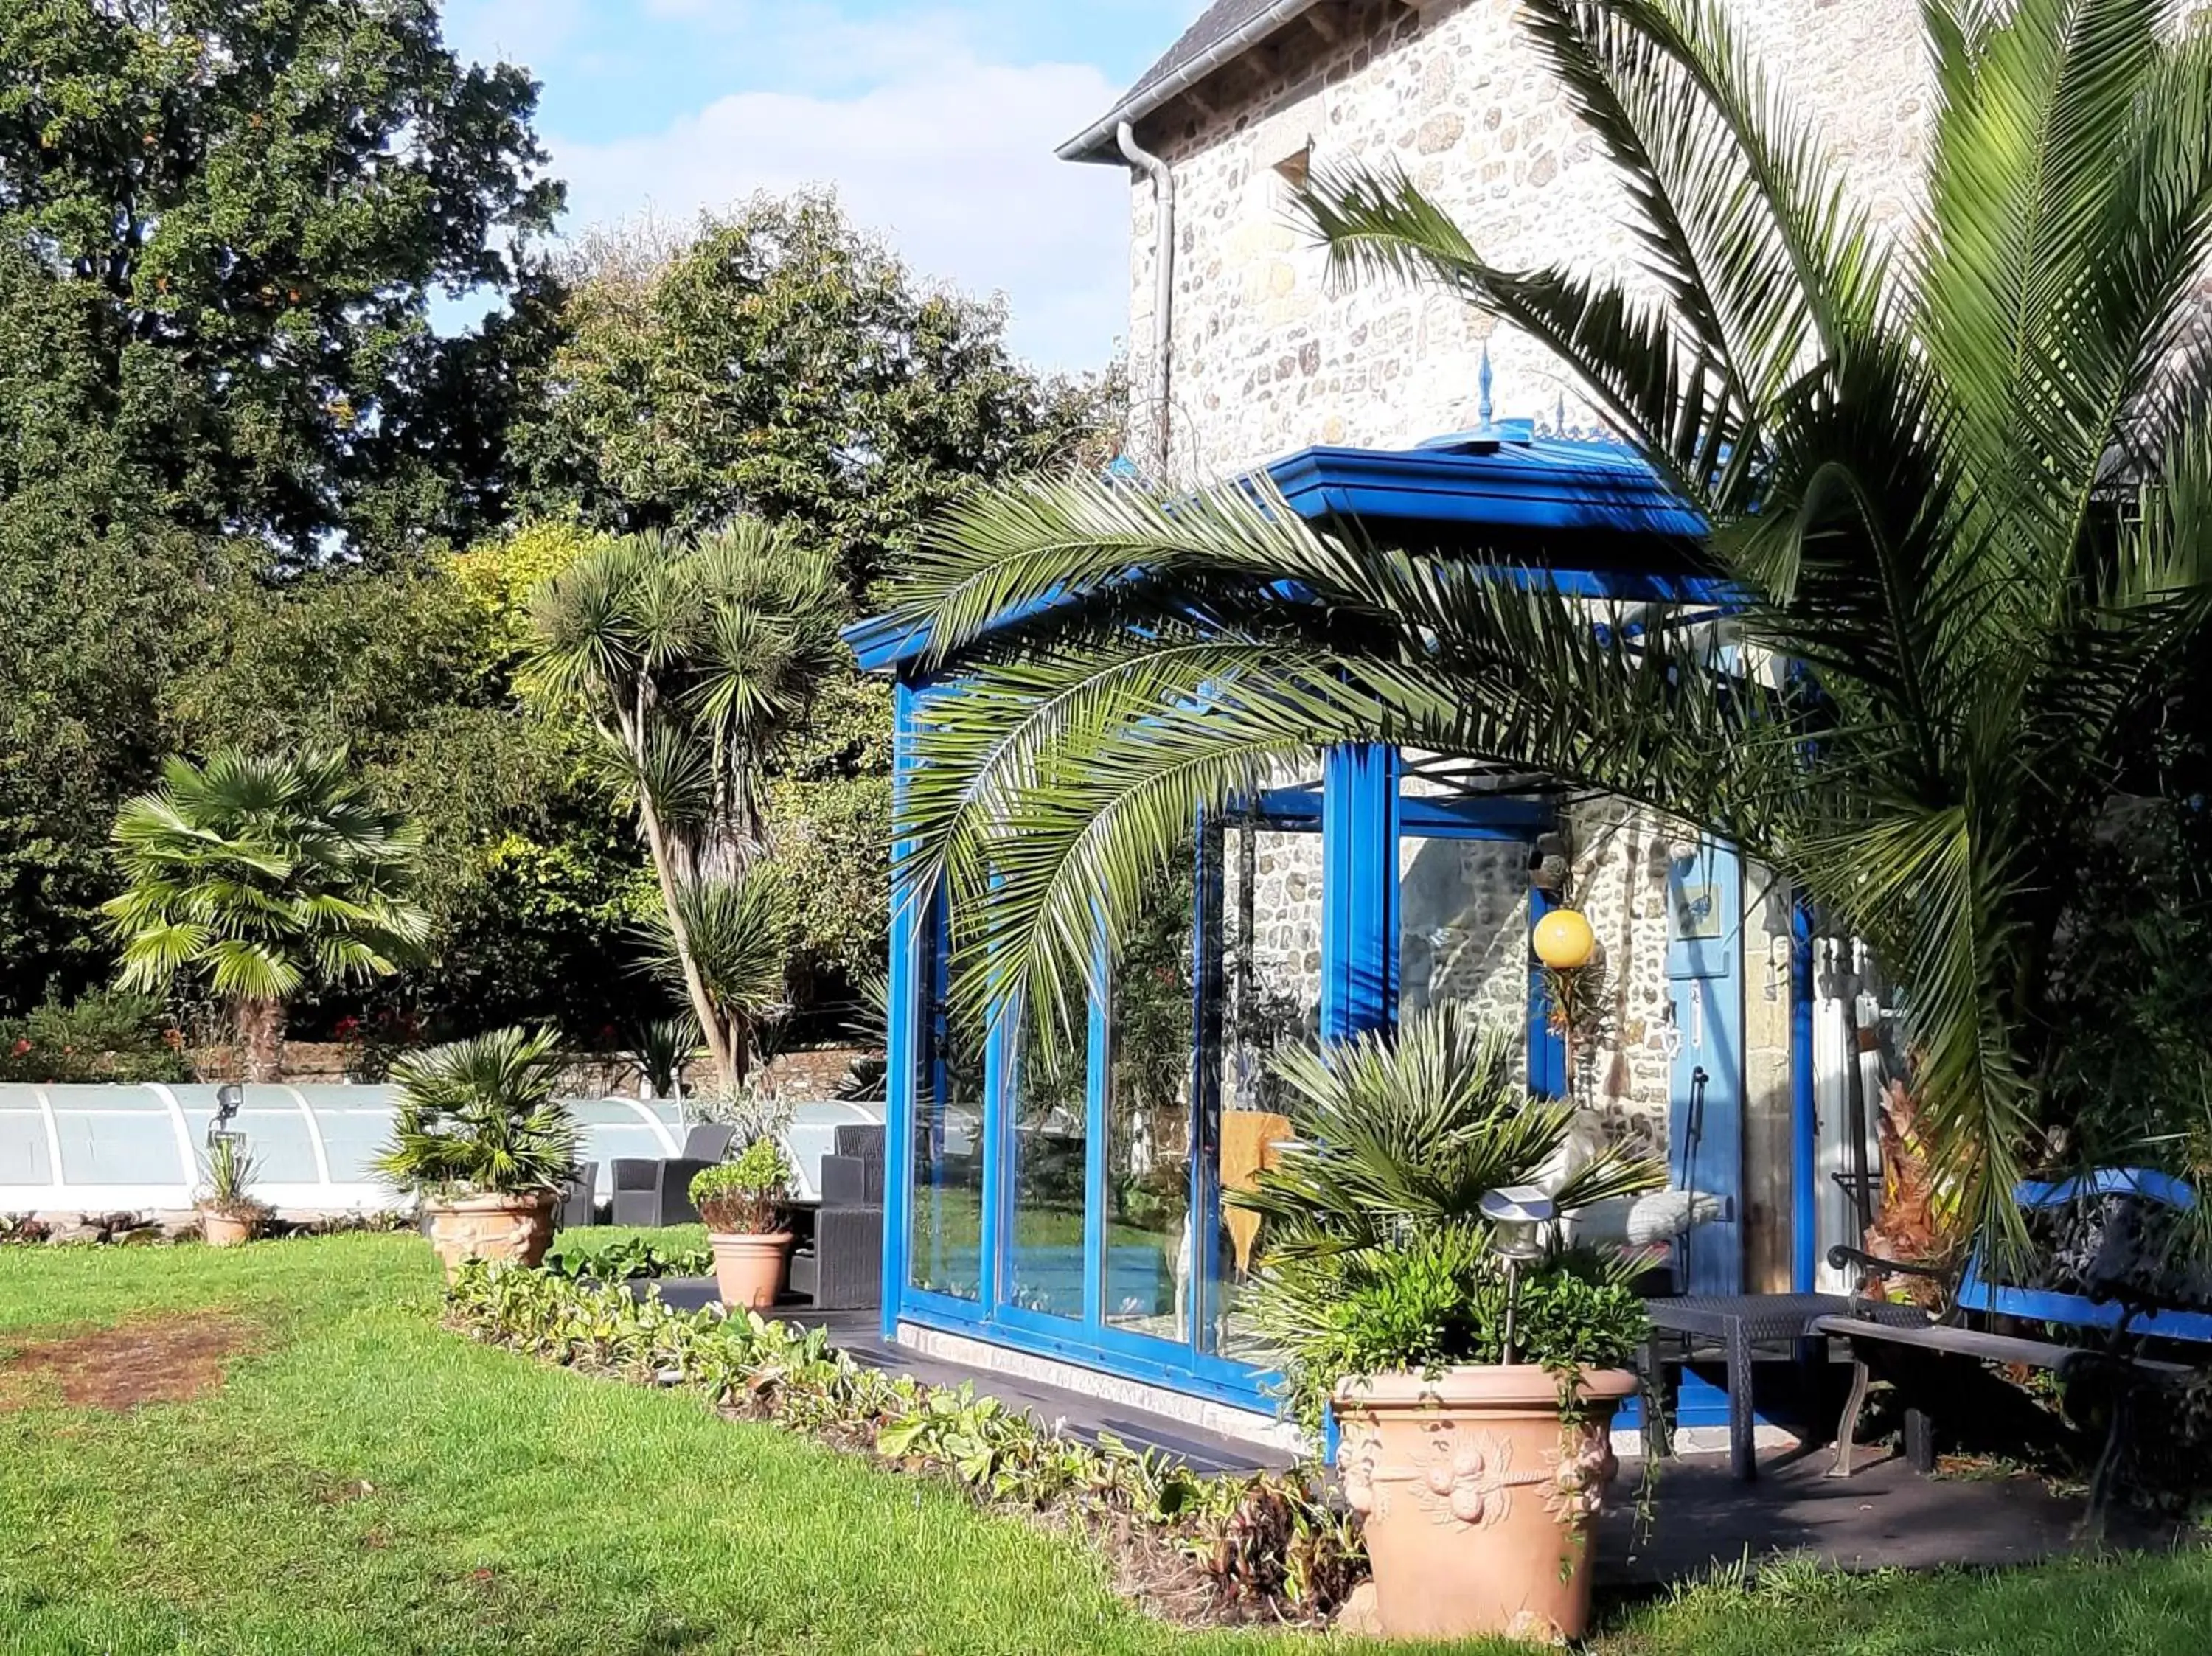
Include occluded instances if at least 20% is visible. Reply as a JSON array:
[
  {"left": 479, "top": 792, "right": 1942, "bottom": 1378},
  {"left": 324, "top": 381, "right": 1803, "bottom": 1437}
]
[
  {"left": 102, "top": 749, "right": 429, "bottom": 1082},
  {"left": 881, "top": 0, "right": 2212, "bottom": 1245},
  {"left": 523, "top": 518, "right": 840, "bottom": 1090}
]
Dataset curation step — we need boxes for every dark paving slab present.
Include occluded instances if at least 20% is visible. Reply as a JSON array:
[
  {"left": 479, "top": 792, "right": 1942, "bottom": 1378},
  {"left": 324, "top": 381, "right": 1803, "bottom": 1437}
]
[
  {"left": 640, "top": 1276, "right": 2195, "bottom": 1582},
  {"left": 1596, "top": 1446, "right": 2191, "bottom": 1585}
]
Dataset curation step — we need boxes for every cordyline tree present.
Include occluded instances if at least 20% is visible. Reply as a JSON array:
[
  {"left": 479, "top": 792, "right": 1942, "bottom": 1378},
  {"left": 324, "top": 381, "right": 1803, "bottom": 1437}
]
[
  {"left": 880, "top": 0, "right": 2212, "bottom": 1248},
  {"left": 102, "top": 750, "right": 430, "bottom": 1081},
  {"left": 523, "top": 521, "right": 839, "bottom": 1092}
]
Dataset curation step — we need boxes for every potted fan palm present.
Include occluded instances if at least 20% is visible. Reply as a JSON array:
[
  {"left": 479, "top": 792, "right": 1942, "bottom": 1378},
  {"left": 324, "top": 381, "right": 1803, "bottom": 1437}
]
[
  {"left": 196, "top": 1135, "right": 269, "bottom": 1247},
  {"left": 692, "top": 1138, "right": 795, "bottom": 1310},
  {"left": 1236, "top": 1008, "right": 1664, "bottom": 1644},
  {"left": 372, "top": 1026, "right": 580, "bottom": 1279}
]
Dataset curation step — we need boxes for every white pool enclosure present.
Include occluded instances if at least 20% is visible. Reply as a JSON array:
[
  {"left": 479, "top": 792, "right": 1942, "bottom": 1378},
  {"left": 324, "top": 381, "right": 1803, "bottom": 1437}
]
[{"left": 0, "top": 1083, "right": 884, "bottom": 1215}]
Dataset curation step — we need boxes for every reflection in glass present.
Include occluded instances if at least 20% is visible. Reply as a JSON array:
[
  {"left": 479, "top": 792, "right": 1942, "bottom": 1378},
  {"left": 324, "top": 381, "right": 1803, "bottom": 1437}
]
[
  {"left": 1207, "top": 818, "right": 1323, "bottom": 1359},
  {"left": 1007, "top": 966, "right": 1091, "bottom": 1318},
  {"left": 1399, "top": 834, "right": 1529, "bottom": 1068},
  {"left": 911, "top": 905, "right": 985, "bottom": 1299},
  {"left": 1103, "top": 858, "right": 1197, "bottom": 1342}
]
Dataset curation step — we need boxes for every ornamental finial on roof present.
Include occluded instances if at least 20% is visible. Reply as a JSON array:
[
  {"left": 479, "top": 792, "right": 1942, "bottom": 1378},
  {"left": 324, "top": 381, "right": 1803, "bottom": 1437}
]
[{"left": 1478, "top": 344, "right": 1495, "bottom": 428}]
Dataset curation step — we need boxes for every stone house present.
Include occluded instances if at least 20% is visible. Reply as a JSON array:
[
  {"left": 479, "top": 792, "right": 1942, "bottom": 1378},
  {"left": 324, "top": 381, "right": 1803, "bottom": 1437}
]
[
  {"left": 1055, "top": 0, "right": 1929, "bottom": 1297},
  {"left": 846, "top": 1, "right": 1927, "bottom": 1445}
]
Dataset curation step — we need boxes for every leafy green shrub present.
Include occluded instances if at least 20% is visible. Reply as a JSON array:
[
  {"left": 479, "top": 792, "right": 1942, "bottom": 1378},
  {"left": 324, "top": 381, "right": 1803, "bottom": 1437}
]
[
  {"left": 544, "top": 1232, "right": 712, "bottom": 1281},
  {"left": 1272, "top": 1229, "right": 1649, "bottom": 1413},
  {"left": 690, "top": 1139, "right": 792, "bottom": 1234},
  {"left": 446, "top": 1262, "right": 1363, "bottom": 1622},
  {"left": 0, "top": 989, "right": 191, "bottom": 1084},
  {"left": 373, "top": 1026, "right": 580, "bottom": 1197}
]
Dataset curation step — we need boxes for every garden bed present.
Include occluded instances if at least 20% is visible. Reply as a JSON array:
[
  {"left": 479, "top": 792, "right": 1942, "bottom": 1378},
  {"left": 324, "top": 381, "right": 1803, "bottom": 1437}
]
[{"left": 445, "top": 1262, "right": 1363, "bottom": 1629}]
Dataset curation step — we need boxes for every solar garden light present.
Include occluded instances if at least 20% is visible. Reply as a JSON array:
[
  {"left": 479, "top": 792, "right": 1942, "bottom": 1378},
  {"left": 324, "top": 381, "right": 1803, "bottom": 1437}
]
[
  {"left": 1480, "top": 1184, "right": 1557, "bottom": 1365},
  {"left": 208, "top": 1082, "right": 243, "bottom": 1152}
]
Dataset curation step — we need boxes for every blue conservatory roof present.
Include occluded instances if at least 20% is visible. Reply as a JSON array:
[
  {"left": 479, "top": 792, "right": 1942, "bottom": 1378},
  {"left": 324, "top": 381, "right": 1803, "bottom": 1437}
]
[{"left": 846, "top": 430, "right": 1719, "bottom": 675}]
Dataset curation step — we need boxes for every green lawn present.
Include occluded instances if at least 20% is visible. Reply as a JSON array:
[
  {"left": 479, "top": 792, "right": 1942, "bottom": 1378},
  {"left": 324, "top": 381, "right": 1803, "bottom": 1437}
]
[{"left": 1, "top": 1237, "right": 2208, "bottom": 1655}]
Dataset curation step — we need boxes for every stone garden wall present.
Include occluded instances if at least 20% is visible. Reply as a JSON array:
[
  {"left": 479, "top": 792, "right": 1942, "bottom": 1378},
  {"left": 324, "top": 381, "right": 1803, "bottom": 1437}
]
[{"left": 186, "top": 1043, "right": 874, "bottom": 1103}]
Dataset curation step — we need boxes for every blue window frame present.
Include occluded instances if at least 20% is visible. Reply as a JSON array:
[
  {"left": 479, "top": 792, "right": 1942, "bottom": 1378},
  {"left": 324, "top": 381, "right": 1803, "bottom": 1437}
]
[{"left": 881, "top": 714, "right": 1569, "bottom": 1406}]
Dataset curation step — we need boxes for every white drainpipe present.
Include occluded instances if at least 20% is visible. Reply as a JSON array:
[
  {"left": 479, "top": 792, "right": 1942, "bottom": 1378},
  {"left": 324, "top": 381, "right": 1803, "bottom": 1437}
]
[{"left": 1117, "top": 120, "right": 1176, "bottom": 477}]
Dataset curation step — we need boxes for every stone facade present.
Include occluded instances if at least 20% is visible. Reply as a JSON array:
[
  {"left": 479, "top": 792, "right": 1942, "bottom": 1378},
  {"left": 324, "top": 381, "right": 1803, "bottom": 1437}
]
[
  {"left": 1105, "top": 0, "right": 1940, "bottom": 1253},
  {"left": 1399, "top": 832, "right": 1528, "bottom": 1056},
  {"left": 1122, "top": 0, "right": 1931, "bottom": 481}
]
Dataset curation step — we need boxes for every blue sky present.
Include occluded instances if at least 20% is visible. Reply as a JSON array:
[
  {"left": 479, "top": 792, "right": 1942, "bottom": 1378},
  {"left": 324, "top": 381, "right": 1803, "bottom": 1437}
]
[{"left": 442, "top": 1, "right": 1208, "bottom": 370}]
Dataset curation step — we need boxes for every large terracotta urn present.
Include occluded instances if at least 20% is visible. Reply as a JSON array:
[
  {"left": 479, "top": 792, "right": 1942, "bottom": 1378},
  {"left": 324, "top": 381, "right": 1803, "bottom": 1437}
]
[
  {"left": 423, "top": 1191, "right": 557, "bottom": 1280},
  {"left": 709, "top": 1231, "right": 795, "bottom": 1311},
  {"left": 1334, "top": 1364, "right": 1635, "bottom": 1643}
]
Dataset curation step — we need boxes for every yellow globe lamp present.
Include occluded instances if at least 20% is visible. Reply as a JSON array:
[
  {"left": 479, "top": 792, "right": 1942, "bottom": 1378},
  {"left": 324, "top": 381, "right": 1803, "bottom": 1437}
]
[{"left": 1533, "top": 908, "right": 1597, "bottom": 971}]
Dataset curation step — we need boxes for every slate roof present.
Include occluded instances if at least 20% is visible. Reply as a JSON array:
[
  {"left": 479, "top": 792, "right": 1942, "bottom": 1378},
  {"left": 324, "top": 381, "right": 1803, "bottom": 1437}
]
[
  {"left": 1057, "top": 0, "right": 1322, "bottom": 163},
  {"left": 1130, "top": 1, "right": 1280, "bottom": 104}
]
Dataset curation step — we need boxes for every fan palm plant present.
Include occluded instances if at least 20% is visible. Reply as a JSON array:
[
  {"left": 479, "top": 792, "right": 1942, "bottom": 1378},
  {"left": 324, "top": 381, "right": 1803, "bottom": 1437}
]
[
  {"left": 102, "top": 749, "right": 428, "bottom": 1082},
  {"left": 1234, "top": 1006, "right": 1665, "bottom": 1259},
  {"left": 882, "top": 0, "right": 2212, "bottom": 1245},
  {"left": 373, "top": 1025, "right": 580, "bottom": 1197},
  {"left": 524, "top": 519, "right": 838, "bottom": 1090}
]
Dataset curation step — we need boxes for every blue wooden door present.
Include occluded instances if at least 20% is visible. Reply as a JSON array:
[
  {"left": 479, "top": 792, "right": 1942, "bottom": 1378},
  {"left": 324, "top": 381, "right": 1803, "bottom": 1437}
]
[{"left": 1666, "top": 839, "right": 1745, "bottom": 1293}]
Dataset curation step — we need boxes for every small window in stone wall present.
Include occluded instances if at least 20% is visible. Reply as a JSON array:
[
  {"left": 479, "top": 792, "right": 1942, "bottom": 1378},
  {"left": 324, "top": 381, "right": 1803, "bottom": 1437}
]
[{"left": 1271, "top": 140, "right": 1313, "bottom": 188}]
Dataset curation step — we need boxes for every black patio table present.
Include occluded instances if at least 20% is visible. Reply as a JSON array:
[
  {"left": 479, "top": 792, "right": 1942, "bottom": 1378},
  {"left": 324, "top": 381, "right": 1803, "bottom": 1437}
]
[{"left": 1644, "top": 1293, "right": 1930, "bottom": 1481}]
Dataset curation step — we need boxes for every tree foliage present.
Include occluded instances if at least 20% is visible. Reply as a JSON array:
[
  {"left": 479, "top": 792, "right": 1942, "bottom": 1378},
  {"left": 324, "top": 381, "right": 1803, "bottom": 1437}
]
[
  {"left": 515, "top": 192, "right": 1115, "bottom": 601},
  {"left": 0, "top": 0, "right": 565, "bottom": 1017},
  {"left": 524, "top": 521, "right": 842, "bottom": 1086},
  {"left": 882, "top": 0, "right": 2212, "bottom": 1245},
  {"left": 0, "top": 0, "right": 563, "bottom": 557}
]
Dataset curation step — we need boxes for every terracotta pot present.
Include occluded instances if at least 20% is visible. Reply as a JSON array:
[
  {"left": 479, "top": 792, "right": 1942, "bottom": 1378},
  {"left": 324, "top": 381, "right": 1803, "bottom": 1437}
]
[
  {"left": 1333, "top": 1364, "right": 1635, "bottom": 1643},
  {"left": 198, "top": 1208, "right": 257, "bottom": 1248},
  {"left": 710, "top": 1231, "right": 794, "bottom": 1311},
  {"left": 423, "top": 1191, "right": 557, "bottom": 1281}
]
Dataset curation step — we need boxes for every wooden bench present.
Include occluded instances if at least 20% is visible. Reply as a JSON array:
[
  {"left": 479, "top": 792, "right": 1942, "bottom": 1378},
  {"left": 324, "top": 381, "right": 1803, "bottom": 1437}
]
[{"left": 1816, "top": 1168, "right": 2212, "bottom": 1522}]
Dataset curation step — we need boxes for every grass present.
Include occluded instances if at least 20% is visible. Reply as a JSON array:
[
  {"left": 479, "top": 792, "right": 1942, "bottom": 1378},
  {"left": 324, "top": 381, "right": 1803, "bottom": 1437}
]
[{"left": 1, "top": 1238, "right": 2208, "bottom": 1655}]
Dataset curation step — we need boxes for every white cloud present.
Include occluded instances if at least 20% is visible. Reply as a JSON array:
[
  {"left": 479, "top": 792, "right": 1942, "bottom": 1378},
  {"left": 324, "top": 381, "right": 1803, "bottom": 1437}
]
[{"left": 549, "top": 55, "right": 1133, "bottom": 370}]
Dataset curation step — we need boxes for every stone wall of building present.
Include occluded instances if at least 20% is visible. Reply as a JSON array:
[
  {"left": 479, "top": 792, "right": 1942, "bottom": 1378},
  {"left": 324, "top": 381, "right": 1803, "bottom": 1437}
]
[
  {"left": 1221, "top": 824, "right": 1325, "bottom": 1113},
  {"left": 1122, "top": 0, "right": 1930, "bottom": 480},
  {"left": 1559, "top": 801, "right": 1677, "bottom": 1161},
  {"left": 1109, "top": 0, "right": 1931, "bottom": 1194},
  {"left": 1398, "top": 832, "right": 1527, "bottom": 1060}
]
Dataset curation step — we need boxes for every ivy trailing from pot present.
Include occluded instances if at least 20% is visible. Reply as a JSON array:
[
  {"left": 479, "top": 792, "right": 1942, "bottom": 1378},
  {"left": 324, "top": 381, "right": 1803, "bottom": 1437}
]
[
  {"left": 692, "top": 1139, "right": 796, "bottom": 1310},
  {"left": 1232, "top": 1006, "right": 1666, "bottom": 1643},
  {"left": 372, "top": 1026, "right": 581, "bottom": 1278}
]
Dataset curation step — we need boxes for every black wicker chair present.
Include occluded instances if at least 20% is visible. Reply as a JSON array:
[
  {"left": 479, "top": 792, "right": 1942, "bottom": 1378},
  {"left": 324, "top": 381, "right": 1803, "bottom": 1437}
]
[
  {"left": 555, "top": 1163, "right": 599, "bottom": 1231},
  {"left": 791, "top": 1124, "right": 883, "bottom": 1310},
  {"left": 608, "top": 1124, "right": 735, "bottom": 1228}
]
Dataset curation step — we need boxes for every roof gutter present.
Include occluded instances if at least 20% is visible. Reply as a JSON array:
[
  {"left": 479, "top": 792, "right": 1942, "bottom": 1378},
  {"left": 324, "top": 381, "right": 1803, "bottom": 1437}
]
[
  {"left": 1118, "top": 121, "right": 1177, "bottom": 476},
  {"left": 1056, "top": 0, "right": 1324, "bottom": 164}
]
